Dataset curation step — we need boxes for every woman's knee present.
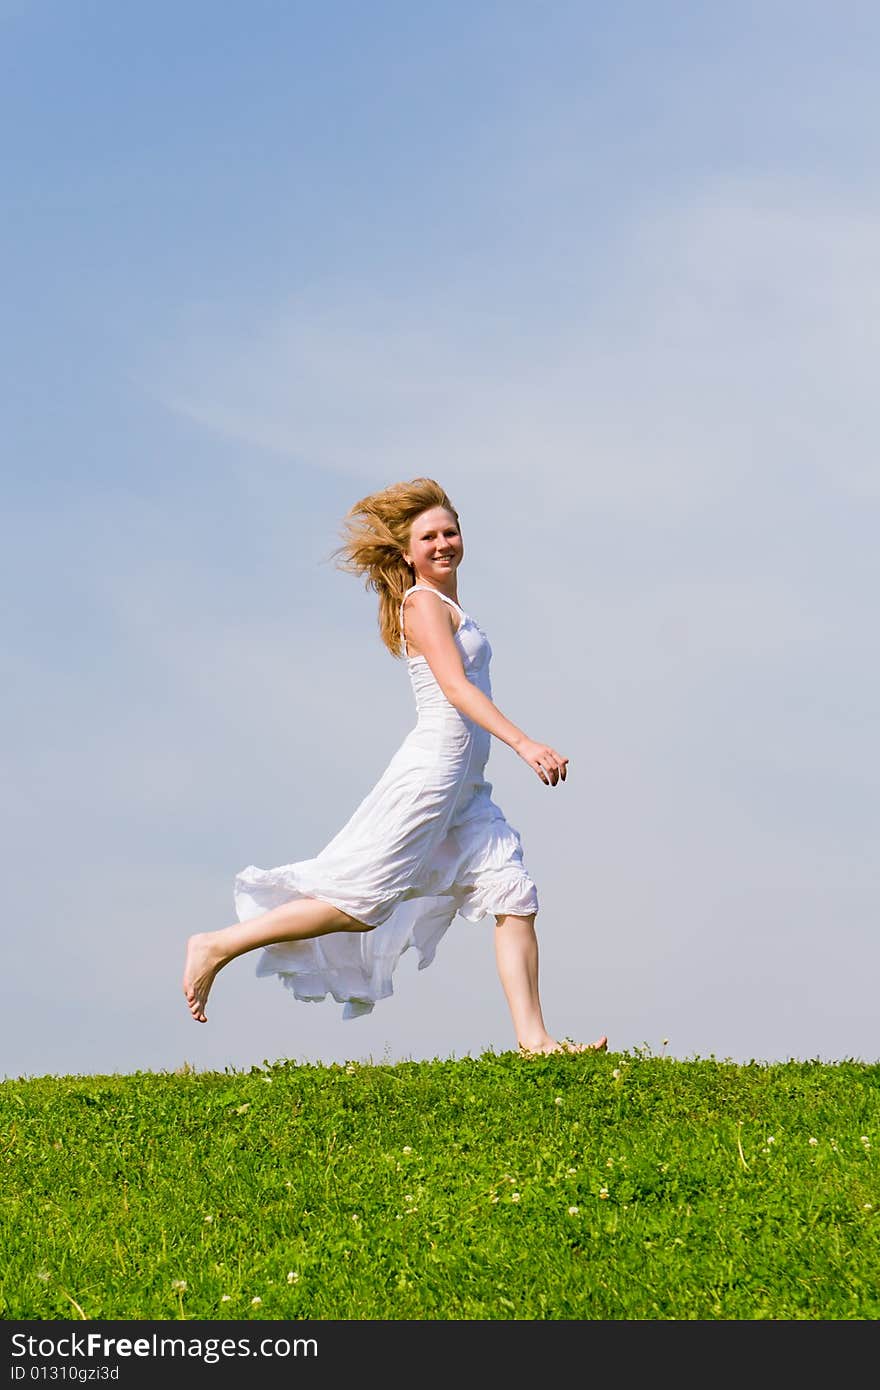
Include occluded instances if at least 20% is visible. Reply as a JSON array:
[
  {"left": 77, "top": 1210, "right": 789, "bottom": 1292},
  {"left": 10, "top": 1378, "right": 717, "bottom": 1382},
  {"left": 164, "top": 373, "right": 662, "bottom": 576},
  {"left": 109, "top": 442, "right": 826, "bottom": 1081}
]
[
  {"left": 494, "top": 912, "right": 537, "bottom": 928},
  {"left": 338, "top": 913, "right": 377, "bottom": 933}
]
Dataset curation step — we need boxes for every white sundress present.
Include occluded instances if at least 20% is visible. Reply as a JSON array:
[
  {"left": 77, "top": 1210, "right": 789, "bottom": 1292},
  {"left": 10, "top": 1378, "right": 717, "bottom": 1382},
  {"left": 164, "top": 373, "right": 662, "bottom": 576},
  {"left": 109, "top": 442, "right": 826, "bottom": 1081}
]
[{"left": 234, "top": 584, "right": 540, "bottom": 1018}]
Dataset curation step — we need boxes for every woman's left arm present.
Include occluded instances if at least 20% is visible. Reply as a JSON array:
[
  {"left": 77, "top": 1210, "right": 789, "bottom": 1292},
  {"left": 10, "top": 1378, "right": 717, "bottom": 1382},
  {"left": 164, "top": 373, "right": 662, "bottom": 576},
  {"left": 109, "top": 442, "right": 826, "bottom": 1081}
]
[{"left": 404, "top": 591, "right": 568, "bottom": 786}]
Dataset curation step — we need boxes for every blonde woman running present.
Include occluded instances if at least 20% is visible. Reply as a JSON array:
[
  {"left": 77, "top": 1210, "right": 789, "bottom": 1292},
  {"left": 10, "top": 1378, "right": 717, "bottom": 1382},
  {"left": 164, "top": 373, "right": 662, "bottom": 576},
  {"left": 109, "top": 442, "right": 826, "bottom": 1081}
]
[{"left": 183, "top": 478, "right": 607, "bottom": 1057}]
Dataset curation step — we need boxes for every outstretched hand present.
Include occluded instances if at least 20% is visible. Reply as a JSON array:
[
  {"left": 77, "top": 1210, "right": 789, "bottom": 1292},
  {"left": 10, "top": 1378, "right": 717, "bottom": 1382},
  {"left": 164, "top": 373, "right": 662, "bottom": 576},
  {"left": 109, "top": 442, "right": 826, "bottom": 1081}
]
[{"left": 516, "top": 738, "right": 569, "bottom": 786}]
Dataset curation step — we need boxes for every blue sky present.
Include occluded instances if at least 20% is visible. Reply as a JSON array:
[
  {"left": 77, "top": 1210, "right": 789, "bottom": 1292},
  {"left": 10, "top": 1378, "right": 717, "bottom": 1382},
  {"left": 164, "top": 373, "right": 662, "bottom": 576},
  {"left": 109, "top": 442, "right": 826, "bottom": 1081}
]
[{"left": 3, "top": 1, "right": 878, "bottom": 1078}]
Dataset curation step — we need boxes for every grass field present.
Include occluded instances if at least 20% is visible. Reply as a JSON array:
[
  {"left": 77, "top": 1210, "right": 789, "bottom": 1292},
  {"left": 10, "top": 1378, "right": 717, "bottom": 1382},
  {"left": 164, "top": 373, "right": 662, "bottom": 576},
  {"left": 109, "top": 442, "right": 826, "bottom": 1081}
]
[{"left": 2, "top": 1048, "right": 878, "bottom": 1320}]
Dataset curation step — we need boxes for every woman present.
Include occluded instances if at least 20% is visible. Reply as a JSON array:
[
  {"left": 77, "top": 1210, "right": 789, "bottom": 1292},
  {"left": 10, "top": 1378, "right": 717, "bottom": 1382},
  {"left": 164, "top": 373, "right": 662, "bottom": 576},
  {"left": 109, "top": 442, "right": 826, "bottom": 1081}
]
[{"left": 183, "top": 478, "right": 606, "bottom": 1056}]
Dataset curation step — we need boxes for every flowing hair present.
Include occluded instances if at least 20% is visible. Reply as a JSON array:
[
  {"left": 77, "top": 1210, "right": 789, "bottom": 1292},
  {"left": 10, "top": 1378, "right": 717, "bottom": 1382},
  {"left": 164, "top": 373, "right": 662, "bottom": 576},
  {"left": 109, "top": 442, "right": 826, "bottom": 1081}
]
[{"left": 331, "top": 477, "right": 461, "bottom": 657}]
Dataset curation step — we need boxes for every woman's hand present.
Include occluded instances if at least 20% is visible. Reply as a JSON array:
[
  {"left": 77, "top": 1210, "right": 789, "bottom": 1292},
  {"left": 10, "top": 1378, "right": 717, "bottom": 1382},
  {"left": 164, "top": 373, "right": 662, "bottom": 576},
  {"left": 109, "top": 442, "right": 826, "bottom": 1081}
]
[{"left": 516, "top": 738, "right": 569, "bottom": 786}]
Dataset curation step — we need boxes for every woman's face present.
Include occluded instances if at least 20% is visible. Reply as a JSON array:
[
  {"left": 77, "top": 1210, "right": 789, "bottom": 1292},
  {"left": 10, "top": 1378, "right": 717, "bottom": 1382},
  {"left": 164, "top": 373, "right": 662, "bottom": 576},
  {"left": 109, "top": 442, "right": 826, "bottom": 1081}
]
[{"left": 404, "top": 506, "right": 463, "bottom": 586}]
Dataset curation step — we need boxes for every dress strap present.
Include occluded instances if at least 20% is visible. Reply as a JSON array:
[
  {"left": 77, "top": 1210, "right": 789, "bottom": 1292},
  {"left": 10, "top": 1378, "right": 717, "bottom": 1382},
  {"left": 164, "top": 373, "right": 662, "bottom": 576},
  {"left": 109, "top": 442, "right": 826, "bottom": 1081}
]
[{"left": 399, "top": 584, "right": 464, "bottom": 634}]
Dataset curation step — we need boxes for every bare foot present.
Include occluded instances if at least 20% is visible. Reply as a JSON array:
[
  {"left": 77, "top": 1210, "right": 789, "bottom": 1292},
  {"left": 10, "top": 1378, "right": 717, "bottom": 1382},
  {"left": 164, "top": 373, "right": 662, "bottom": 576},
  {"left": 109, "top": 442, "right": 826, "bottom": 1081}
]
[
  {"left": 183, "top": 932, "right": 223, "bottom": 1023},
  {"left": 519, "top": 1034, "right": 608, "bottom": 1057}
]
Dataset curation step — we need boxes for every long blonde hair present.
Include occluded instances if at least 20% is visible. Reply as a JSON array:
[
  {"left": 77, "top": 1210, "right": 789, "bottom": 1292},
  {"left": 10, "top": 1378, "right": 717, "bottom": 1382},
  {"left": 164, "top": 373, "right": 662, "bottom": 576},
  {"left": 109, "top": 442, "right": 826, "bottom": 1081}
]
[{"left": 332, "top": 477, "right": 461, "bottom": 657}]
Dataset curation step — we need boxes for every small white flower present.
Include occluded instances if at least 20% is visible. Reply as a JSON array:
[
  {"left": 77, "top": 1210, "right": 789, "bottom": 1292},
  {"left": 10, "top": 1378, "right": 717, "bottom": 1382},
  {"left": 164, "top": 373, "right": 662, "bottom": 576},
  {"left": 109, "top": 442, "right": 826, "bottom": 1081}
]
[
  {"left": 287, "top": 1271, "right": 300, "bottom": 1284},
  {"left": 767, "top": 1136, "right": 775, "bottom": 1144},
  {"left": 860, "top": 1136, "right": 870, "bottom": 1146},
  {"left": 172, "top": 1280, "right": 187, "bottom": 1292},
  {"left": 612, "top": 1068, "right": 621, "bottom": 1080},
  {"left": 567, "top": 1205, "right": 579, "bottom": 1216},
  {"left": 599, "top": 1188, "right": 609, "bottom": 1199},
  {"left": 402, "top": 1146, "right": 412, "bottom": 1154},
  {"left": 510, "top": 1191, "right": 521, "bottom": 1202},
  {"left": 864, "top": 1203, "right": 873, "bottom": 1211},
  {"left": 203, "top": 1215, "right": 213, "bottom": 1223},
  {"left": 554, "top": 1096, "right": 563, "bottom": 1106},
  {"left": 351, "top": 1213, "right": 360, "bottom": 1222},
  {"left": 567, "top": 1167, "right": 577, "bottom": 1175},
  {"left": 251, "top": 1296, "right": 262, "bottom": 1306},
  {"left": 221, "top": 1294, "right": 232, "bottom": 1303},
  {"left": 809, "top": 1137, "right": 819, "bottom": 1147},
  {"left": 36, "top": 1269, "right": 50, "bottom": 1283},
  {"left": 606, "top": 1158, "right": 614, "bottom": 1168}
]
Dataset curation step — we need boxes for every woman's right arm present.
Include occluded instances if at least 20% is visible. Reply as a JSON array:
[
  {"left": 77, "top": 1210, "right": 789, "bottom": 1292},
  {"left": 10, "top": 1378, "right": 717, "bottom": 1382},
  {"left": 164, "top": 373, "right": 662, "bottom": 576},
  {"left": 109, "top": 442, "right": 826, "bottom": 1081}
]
[{"left": 402, "top": 592, "right": 569, "bottom": 786}]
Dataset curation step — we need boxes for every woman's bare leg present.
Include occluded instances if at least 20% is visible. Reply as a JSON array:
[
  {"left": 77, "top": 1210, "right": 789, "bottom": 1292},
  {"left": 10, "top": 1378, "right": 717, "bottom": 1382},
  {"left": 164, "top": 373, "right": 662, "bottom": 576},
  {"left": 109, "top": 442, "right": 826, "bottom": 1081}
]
[
  {"left": 183, "top": 897, "right": 372, "bottom": 1023},
  {"left": 494, "top": 913, "right": 607, "bottom": 1055}
]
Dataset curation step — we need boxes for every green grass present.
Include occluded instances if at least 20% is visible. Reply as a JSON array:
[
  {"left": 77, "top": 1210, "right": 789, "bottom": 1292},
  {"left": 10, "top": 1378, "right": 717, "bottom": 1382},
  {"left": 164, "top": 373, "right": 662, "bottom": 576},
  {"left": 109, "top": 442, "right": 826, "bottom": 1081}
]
[{"left": 2, "top": 1049, "right": 878, "bottom": 1320}]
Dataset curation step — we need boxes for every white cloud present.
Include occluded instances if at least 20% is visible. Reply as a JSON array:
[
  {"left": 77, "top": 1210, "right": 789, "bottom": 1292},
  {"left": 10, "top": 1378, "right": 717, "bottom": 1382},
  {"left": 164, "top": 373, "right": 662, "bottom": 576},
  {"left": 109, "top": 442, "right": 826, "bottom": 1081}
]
[{"left": 141, "top": 179, "right": 880, "bottom": 513}]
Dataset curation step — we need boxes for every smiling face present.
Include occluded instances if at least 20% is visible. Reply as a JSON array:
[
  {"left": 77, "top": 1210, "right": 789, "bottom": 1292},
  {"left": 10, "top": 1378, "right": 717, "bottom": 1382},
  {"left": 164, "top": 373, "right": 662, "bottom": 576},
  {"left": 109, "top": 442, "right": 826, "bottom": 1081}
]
[{"left": 403, "top": 506, "right": 464, "bottom": 588}]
